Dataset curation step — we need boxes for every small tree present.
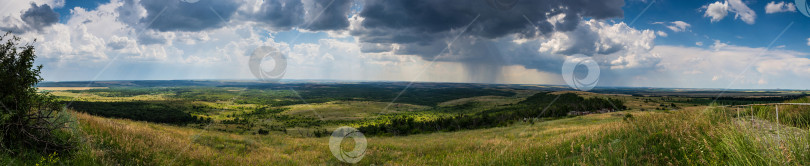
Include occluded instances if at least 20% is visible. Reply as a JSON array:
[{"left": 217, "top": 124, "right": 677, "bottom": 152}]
[{"left": 0, "top": 32, "right": 72, "bottom": 154}]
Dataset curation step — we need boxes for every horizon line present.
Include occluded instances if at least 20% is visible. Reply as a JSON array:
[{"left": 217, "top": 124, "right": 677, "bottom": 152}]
[{"left": 37, "top": 78, "right": 810, "bottom": 91}]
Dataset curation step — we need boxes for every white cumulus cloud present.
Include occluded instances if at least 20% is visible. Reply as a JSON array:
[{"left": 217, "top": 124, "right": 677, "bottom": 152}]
[
  {"left": 539, "top": 20, "right": 659, "bottom": 70},
  {"left": 765, "top": 1, "right": 796, "bottom": 13},
  {"left": 703, "top": 0, "right": 756, "bottom": 24},
  {"left": 704, "top": 1, "right": 729, "bottom": 22}
]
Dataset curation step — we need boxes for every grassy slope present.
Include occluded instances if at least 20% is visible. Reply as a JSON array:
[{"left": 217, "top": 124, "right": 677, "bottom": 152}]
[
  {"left": 61, "top": 110, "right": 634, "bottom": 165},
  {"left": 55, "top": 106, "right": 808, "bottom": 165}
]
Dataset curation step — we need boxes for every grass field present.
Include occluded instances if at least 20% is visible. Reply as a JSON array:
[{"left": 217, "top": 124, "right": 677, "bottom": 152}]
[
  {"left": 58, "top": 110, "right": 637, "bottom": 165},
  {"left": 7, "top": 85, "right": 808, "bottom": 165},
  {"left": 282, "top": 101, "right": 431, "bottom": 120},
  {"left": 14, "top": 105, "right": 801, "bottom": 165},
  {"left": 49, "top": 91, "right": 172, "bottom": 102}
]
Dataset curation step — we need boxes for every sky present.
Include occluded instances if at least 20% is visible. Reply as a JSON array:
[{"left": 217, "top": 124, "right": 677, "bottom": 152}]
[{"left": 2, "top": 0, "right": 810, "bottom": 89}]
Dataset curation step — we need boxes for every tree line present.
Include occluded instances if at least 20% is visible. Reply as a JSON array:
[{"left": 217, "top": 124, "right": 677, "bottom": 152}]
[
  {"left": 358, "top": 92, "right": 625, "bottom": 136},
  {"left": 67, "top": 101, "right": 210, "bottom": 124}
]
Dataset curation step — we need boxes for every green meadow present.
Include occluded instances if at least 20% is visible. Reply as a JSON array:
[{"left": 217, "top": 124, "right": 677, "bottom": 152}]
[{"left": 1, "top": 84, "right": 806, "bottom": 165}]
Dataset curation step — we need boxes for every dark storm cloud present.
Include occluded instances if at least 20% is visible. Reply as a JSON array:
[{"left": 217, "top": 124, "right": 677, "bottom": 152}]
[
  {"left": 343, "top": 0, "right": 629, "bottom": 83},
  {"left": 0, "top": 3, "right": 59, "bottom": 33},
  {"left": 139, "top": 0, "right": 239, "bottom": 32},
  {"left": 352, "top": 0, "right": 625, "bottom": 58},
  {"left": 21, "top": 3, "right": 60, "bottom": 31},
  {"left": 251, "top": 0, "right": 306, "bottom": 31},
  {"left": 247, "top": 0, "right": 353, "bottom": 31},
  {"left": 116, "top": 0, "right": 142, "bottom": 26},
  {"left": 304, "top": 0, "right": 353, "bottom": 31},
  {"left": 453, "top": 37, "right": 566, "bottom": 76},
  {"left": 491, "top": 39, "right": 565, "bottom": 71}
]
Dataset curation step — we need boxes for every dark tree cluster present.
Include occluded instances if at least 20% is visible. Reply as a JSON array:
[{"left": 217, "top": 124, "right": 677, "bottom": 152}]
[
  {"left": 237, "top": 84, "right": 516, "bottom": 106},
  {"left": 358, "top": 92, "right": 626, "bottom": 136},
  {"left": 221, "top": 117, "right": 249, "bottom": 124},
  {"left": 312, "top": 128, "right": 329, "bottom": 137},
  {"left": 256, "top": 124, "right": 287, "bottom": 135},
  {"left": 67, "top": 101, "right": 207, "bottom": 124}
]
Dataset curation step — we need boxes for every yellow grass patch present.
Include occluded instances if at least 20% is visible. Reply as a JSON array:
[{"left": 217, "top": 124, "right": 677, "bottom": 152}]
[{"left": 49, "top": 91, "right": 170, "bottom": 102}]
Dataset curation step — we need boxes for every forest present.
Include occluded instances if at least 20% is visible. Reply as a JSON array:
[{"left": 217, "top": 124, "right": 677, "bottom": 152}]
[
  {"left": 358, "top": 92, "right": 626, "bottom": 136},
  {"left": 67, "top": 101, "right": 210, "bottom": 124}
]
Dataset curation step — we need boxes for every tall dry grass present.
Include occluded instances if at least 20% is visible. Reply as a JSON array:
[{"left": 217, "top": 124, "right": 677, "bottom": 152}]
[
  {"left": 68, "top": 106, "right": 809, "bottom": 165},
  {"left": 503, "top": 106, "right": 810, "bottom": 165},
  {"left": 72, "top": 110, "right": 635, "bottom": 165},
  {"left": 74, "top": 111, "right": 335, "bottom": 165}
]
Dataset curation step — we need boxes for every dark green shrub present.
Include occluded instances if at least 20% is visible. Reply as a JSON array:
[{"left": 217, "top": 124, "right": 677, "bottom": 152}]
[{"left": 0, "top": 32, "right": 73, "bottom": 155}]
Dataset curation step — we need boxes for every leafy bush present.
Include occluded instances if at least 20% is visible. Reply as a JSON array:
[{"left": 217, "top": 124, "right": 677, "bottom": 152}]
[{"left": 0, "top": 32, "right": 74, "bottom": 154}]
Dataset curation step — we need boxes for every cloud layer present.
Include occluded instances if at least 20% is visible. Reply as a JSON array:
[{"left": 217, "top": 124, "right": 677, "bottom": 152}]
[
  {"left": 351, "top": 0, "right": 625, "bottom": 56},
  {"left": 0, "top": 3, "right": 60, "bottom": 33},
  {"left": 4, "top": 0, "right": 810, "bottom": 89}
]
